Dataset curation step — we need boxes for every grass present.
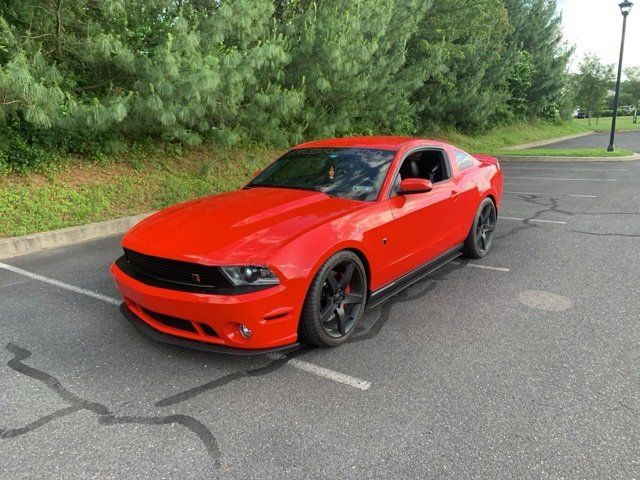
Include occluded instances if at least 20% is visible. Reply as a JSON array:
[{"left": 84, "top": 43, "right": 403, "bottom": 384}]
[
  {"left": 495, "top": 147, "right": 634, "bottom": 158},
  {"left": 0, "top": 145, "right": 281, "bottom": 238},
  {"left": 0, "top": 119, "right": 603, "bottom": 238},
  {"left": 573, "top": 116, "right": 640, "bottom": 132},
  {"left": 436, "top": 119, "right": 591, "bottom": 153}
]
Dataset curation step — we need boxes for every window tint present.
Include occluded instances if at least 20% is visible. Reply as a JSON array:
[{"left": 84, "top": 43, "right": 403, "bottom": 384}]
[
  {"left": 454, "top": 150, "right": 475, "bottom": 170},
  {"left": 398, "top": 150, "right": 450, "bottom": 183},
  {"left": 391, "top": 149, "right": 451, "bottom": 196},
  {"left": 248, "top": 148, "right": 395, "bottom": 201}
]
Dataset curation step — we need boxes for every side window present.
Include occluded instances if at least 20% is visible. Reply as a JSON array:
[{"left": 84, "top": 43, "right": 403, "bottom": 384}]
[
  {"left": 392, "top": 149, "right": 451, "bottom": 195},
  {"left": 454, "top": 150, "right": 475, "bottom": 170}
]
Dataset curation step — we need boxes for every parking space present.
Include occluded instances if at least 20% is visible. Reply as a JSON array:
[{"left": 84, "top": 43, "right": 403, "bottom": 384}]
[{"left": 2, "top": 159, "right": 640, "bottom": 478}]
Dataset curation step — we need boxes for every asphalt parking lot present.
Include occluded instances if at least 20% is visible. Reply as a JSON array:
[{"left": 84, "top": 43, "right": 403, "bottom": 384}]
[{"left": 2, "top": 159, "right": 640, "bottom": 479}]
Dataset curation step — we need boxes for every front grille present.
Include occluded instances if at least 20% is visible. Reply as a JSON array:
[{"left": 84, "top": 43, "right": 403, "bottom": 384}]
[{"left": 123, "top": 248, "right": 231, "bottom": 289}]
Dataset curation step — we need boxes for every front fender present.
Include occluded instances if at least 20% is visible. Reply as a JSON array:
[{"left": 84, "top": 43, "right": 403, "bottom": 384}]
[
  {"left": 258, "top": 202, "right": 391, "bottom": 292},
  {"left": 267, "top": 223, "right": 373, "bottom": 284}
]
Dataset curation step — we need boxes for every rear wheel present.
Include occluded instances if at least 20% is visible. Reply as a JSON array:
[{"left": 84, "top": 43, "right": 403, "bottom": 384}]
[
  {"left": 299, "top": 251, "right": 367, "bottom": 347},
  {"left": 463, "top": 198, "right": 497, "bottom": 258}
]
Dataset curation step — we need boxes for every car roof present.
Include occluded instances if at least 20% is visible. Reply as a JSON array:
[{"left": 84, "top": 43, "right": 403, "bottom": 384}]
[{"left": 292, "top": 136, "right": 450, "bottom": 151}]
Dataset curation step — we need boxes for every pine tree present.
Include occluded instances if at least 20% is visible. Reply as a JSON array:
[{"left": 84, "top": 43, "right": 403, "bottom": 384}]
[
  {"left": 407, "top": 0, "right": 514, "bottom": 132},
  {"left": 0, "top": 0, "right": 577, "bottom": 171},
  {"left": 0, "top": 11, "right": 65, "bottom": 128},
  {"left": 504, "top": 0, "right": 572, "bottom": 116},
  {"left": 0, "top": 0, "right": 303, "bottom": 147},
  {"left": 279, "top": 0, "right": 430, "bottom": 138}
]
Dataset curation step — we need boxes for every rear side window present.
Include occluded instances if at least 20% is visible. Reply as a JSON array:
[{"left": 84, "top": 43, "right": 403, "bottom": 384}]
[{"left": 454, "top": 150, "right": 475, "bottom": 170}]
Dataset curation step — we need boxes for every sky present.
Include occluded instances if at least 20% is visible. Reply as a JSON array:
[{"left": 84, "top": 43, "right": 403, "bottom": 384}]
[{"left": 559, "top": 0, "right": 640, "bottom": 71}]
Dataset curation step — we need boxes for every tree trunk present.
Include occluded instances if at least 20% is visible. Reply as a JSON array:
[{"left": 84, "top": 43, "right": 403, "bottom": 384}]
[{"left": 53, "top": 0, "right": 63, "bottom": 57}]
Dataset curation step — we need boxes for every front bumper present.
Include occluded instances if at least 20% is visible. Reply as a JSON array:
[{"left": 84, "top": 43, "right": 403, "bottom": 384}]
[
  {"left": 120, "top": 303, "right": 300, "bottom": 355},
  {"left": 111, "top": 262, "right": 303, "bottom": 353}
]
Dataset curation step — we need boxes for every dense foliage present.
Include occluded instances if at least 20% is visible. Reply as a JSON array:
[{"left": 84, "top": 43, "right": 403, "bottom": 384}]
[
  {"left": 504, "top": 0, "right": 572, "bottom": 118},
  {"left": 0, "top": 0, "right": 570, "bottom": 173}
]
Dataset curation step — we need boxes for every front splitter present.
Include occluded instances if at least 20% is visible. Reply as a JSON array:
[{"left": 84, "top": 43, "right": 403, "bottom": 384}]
[{"left": 120, "top": 303, "right": 301, "bottom": 356}]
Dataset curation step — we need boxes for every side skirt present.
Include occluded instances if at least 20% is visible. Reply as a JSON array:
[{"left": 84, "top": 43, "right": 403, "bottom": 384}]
[{"left": 367, "top": 244, "right": 463, "bottom": 309}]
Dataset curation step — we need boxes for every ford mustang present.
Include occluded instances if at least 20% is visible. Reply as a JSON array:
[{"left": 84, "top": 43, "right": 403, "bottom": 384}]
[{"left": 111, "top": 136, "right": 503, "bottom": 354}]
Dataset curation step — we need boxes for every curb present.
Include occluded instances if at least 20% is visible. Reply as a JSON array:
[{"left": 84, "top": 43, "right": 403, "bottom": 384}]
[
  {"left": 502, "top": 131, "right": 595, "bottom": 150},
  {"left": 0, "top": 213, "right": 153, "bottom": 260},
  {"left": 496, "top": 153, "right": 640, "bottom": 163}
]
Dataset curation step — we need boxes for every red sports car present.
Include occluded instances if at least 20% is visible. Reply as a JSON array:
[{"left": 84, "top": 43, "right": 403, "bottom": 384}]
[{"left": 112, "top": 136, "right": 503, "bottom": 353}]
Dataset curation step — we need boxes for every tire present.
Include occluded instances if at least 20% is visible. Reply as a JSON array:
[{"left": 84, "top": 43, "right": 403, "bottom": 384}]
[
  {"left": 463, "top": 197, "right": 497, "bottom": 259},
  {"left": 299, "top": 250, "right": 367, "bottom": 347}
]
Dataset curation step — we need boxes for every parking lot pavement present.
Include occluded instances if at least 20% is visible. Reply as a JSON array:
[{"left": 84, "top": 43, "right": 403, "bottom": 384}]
[
  {"left": 531, "top": 130, "right": 640, "bottom": 152},
  {"left": 2, "top": 160, "right": 640, "bottom": 479}
]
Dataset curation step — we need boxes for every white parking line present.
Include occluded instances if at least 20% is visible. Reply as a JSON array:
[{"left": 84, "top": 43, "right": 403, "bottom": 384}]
[
  {"left": 501, "top": 216, "right": 567, "bottom": 225},
  {"left": 269, "top": 354, "right": 371, "bottom": 391},
  {"left": 0, "top": 261, "right": 121, "bottom": 305},
  {"left": 0, "top": 261, "right": 372, "bottom": 392},
  {"left": 504, "top": 191, "right": 597, "bottom": 198},
  {"left": 466, "top": 264, "right": 510, "bottom": 272},
  {"left": 507, "top": 176, "right": 616, "bottom": 182},
  {"left": 451, "top": 261, "right": 510, "bottom": 272}
]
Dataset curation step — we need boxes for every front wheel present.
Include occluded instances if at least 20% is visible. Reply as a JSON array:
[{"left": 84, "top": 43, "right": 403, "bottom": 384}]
[
  {"left": 463, "top": 198, "right": 497, "bottom": 258},
  {"left": 299, "top": 251, "right": 367, "bottom": 347}
]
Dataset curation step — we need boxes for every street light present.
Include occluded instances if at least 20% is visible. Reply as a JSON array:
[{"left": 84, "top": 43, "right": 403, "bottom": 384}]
[{"left": 608, "top": 0, "right": 633, "bottom": 152}]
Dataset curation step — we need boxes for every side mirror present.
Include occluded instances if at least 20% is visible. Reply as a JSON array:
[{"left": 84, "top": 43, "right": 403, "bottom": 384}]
[{"left": 398, "top": 178, "right": 433, "bottom": 195}]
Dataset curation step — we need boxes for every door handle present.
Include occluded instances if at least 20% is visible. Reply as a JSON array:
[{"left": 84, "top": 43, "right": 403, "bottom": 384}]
[{"left": 450, "top": 190, "right": 461, "bottom": 198}]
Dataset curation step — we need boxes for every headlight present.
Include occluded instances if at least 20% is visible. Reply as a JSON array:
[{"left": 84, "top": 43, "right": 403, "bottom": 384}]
[{"left": 220, "top": 265, "right": 280, "bottom": 286}]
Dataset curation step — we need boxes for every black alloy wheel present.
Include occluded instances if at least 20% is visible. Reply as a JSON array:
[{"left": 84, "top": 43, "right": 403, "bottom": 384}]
[
  {"left": 476, "top": 201, "right": 497, "bottom": 254},
  {"left": 463, "top": 197, "right": 497, "bottom": 259},
  {"left": 318, "top": 259, "right": 366, "bottom": 338},
  {"left": 299, "top": 251, "right": 367, "bottom": 347}
]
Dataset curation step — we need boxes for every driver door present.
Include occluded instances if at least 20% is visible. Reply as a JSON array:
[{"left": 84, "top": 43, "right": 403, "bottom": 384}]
[{"left": 384, "top": 149, "right": 459, "bottom": 281}]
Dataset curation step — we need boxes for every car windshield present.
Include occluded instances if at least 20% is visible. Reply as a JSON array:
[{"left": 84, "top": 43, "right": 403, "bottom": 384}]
[{"left": 247, "top": 148, "right": 395, "bottom": 201}]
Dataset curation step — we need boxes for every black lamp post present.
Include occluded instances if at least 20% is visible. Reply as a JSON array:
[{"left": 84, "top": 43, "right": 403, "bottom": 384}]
[{"left": 608, "top": 0, "right": 634, "bottom": 152}]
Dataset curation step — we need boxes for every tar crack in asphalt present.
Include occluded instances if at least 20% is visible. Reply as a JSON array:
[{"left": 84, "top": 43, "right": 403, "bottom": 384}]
[{"left": 0, "top": 343, "right": 222, "bottom": 468}]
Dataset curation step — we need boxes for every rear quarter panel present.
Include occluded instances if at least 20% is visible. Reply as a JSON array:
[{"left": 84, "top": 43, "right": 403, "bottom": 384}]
[
  {"left": 443, "top": 148, "right": 503, "bottom": 241},
  {"left": 472, "top": 154, "right": 504, "bottom": 209},
  {"left": 462, "top": 153, "right": 503, "bottom": 231}
]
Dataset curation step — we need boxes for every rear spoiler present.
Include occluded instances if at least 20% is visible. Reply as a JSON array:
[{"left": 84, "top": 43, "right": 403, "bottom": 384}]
[{"left": 472, "top": 153, "right": 500, "bottom": 170}]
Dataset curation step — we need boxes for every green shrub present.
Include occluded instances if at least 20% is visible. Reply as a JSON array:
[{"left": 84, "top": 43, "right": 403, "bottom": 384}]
[
  {"left": 0, "top": 125, "right": 52, "bottom": 174},
  {"left": 0, "top": 152, "right": 10, "bottom": 177}
]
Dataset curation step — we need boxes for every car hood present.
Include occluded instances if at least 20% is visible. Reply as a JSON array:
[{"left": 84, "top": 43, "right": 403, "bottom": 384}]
[{"left": 122, "top": 187, "right": 365, "bottom": 264}]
